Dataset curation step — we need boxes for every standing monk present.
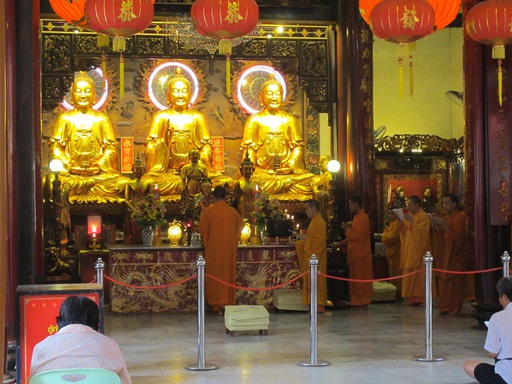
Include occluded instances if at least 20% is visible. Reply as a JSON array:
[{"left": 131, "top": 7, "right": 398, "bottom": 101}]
[
  {"left": 431, "top": 193, "right": 466, "bottom": 316},
  {"left": 381, "top": 209, "right": 402, "bottom": 296},
  {"left": 339, "top": 196, "right": 373, "bottom": 310},
  {"left": 401, "top": 195, "right": 431, "bottom": 306},
  {"left": 294, "top": 200, "right": 328, "bottom": 313},
  {"left": 198, "top": 186, "right": 243, "bottom": 315}
]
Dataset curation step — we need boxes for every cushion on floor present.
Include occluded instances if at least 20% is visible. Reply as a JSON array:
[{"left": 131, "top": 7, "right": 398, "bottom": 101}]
[
  {"left": 272, "top": 289, "right": 309, "bottom": 311},
  {"left": 224, "top": 305, "right": 270, "bottom": 331},
  {"left": 372, "top": 281, "right": 397, "bottom": 302}
]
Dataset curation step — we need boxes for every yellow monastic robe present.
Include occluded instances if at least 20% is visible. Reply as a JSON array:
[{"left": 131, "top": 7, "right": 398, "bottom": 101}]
[
  {"left": 198, "top": 200, "right": 243, "bottom": 312},
  {"left": 401, "top": 208, "right": 431, "bottom": 303},
  {"left": 295, "top": 214, "right": 327, "bottom": 306},
  {"left": 436, "top": 210, "right": 466, "bottom": 313},
  {"left": 340, "top": 210, "right": 373, "bottom": 306},
  {"left": 381, "top": 219, "right": 402, "bottom": 293}
]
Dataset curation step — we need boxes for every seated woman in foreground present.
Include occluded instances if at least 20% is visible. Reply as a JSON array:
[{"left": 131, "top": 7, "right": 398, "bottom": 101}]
[{"left": 29, "top": 296, "right": 131, "bottom": 384}]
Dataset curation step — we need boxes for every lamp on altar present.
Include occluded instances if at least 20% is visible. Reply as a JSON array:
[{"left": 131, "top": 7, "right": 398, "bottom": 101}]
[
  {"left": 167, "top": 219, "right": 183, "bottom": 246},
  {"left": 240, "top": 222, "right": 252, "bottom": 245},
  {"left": 327, "top": 160, "right": 341, "bottom": 173},
  {"left": 87, "top": 214, "right": 102, "bottom": 250}
]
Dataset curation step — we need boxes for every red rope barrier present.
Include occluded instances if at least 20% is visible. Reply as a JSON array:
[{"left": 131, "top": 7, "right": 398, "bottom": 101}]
[
  {"left": 319, "top": 269, "right": 422, "bottom": 283},
  {"left": 204, "top": 271, "right": 308, "bottom": 291},
  {"left": 104, "top": 274, "right": 198, "bottom": 290},
  {"left": 433, "top": 267, "right": 502, "bottom": 275},
  {"left": 98, "top": 264, "right": 506, "bottom": 291}
]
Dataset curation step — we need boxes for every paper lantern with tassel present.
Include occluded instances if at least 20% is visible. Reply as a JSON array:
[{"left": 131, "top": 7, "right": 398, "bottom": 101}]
[
  {"left": 465, "top": 0, "right": 512, "bottom": 106},
  {"left": 48, "top": 0, "right": 88, "bottom": 29},
  {"left": 85, "top": 0, "right": 154, "bottom": 98},
  {"left": 360, "top": 0, "right": 460, "bottom": 34},
  {"left": 370, "top": 0, "right": 435, "bottom": 97},
  {"left": 191, "top": 0, "right": 259, "bottom": 95}
]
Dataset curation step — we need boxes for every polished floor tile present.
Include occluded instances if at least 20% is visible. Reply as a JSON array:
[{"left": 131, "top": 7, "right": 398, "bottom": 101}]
[{"left": 104, "top": 301, "right": 486, "bottom": 384}]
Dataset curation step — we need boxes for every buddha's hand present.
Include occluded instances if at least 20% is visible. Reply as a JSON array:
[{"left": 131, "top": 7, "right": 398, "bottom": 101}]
[
  {"left": 70, "top": 166, "right": 100, "bottom": 176},
  {"left": 275, "top": 167, "right": 292, "bottom": 175}
]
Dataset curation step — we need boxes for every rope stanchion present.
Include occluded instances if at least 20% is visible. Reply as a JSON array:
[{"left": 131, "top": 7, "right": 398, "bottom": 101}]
[
  {"left": 186, "top": 254, "right": 219, "bottom": 371},
  {"left": 95, "top": 258, "right": 105, "bottom": 287},
  {"left": 298, "top": 254, "right": 330, "bottom": 367},
  {"left": 501, "top": 251, "right": 510, "bottom": 278},
  {"left": 414, "top": 252, "right": 444, "bottom": 362}
]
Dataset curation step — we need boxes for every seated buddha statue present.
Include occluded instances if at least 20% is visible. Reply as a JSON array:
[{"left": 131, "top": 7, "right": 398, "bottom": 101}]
[
  {"left": 47, "top": 72, "right": 128, "bottom": 202},
  {"left": 144, "top": 68, "right": 230, "bottom": 199},
  {"left": 240, "top": 75, "right": 316, "bottom": 200}
]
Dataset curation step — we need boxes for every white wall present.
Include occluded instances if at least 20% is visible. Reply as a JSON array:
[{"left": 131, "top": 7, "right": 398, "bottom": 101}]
[{"left": 373, "top": 28, "right": 464, "bottom": 139}]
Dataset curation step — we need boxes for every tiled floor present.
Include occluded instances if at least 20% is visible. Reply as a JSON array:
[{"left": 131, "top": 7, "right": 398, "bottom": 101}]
[{"left": 105, "top": 301, "right": 489, "bottom": 384}]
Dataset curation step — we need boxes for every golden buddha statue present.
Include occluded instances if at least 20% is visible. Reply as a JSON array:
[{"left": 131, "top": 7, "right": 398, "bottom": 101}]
[
  {"left": 47, "top": 72, "right": 128, "bottom": 202},
  {"left": 240, "top": 75, "right": 316, "bottom": 200},
  {"left": 180, "top": 149, "right": 209, "bottom": 214},
  {"left": 233, "top": 153, "right": 260, "bottom": 220},
  {"left": 144, "top": 68, "right": 230, "bottom": 198}
]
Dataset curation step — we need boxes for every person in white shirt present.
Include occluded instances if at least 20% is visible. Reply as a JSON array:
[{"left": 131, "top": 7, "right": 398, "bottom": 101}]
[
  {"left": 464, "top": 277, "right": 512, "bottom": 384},
  {"left": 29, "top": 296, "right": 131, "bottom": 384}
]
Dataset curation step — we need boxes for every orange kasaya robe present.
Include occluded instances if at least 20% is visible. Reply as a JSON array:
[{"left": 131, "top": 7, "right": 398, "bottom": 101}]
[
  {"left": 401, "top": 208, "right": 431, "bottom": 304},
  {"left": 198, "top": 200, "right": 243, "bottom": 312},
  {"left": 340, "top": 210, "right": 373, "bottom": 306},
  {"left": 436, "top": 210, "right": 466, "bottom": 313},
  {"left": 381, "top": 218, "right": 402, "bottom": 294},
  {"left": 295, "top": 213, "right": 327, "bottom": 306}
]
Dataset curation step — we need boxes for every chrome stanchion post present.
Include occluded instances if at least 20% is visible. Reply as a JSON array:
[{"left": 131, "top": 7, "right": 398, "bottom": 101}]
[
  {"left": 186, "top": 254, "right": 219, "bottom": 371},
  {"left": 95, "top": 257, "right": 105, "bottom": 286},
  {"left": 299, "top": 254, "right": 330, "bottom": 367},
  {"left": 414, "top": 252, "right": 444, "bottom": 362},
  {"left": 501, "top": 251, "right": 510, "bottom": 278}
]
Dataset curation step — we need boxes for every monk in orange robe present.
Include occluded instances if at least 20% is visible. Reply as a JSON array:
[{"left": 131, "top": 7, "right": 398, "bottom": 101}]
[
  {"left": 431, "top": 193, "right": 466, "bottom": 316},
  {"left": 294, "top": 199, "right": 328, "bottom": 313},
  {"left": 381, "top": 210, "right": 402, "bottom": 295},
  {"left": 198, "top": 186, "right": 243, "bottom": 315},
  {"left": 401, "top": 195, "right": 431, "bottom": 306},
  {"left": 339, "top": 196, "right": 373, "bottom": 309}
]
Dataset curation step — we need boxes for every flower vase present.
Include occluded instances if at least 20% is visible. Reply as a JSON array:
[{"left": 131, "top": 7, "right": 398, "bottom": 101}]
[
  {"left": 141, "top": 226, "right": 155, "bottom": 246},
  {"left": 250, "top": 225, "right": 263, "bottom": 245}
]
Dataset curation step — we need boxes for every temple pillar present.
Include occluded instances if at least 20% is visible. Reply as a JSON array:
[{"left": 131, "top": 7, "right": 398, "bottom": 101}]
[
  {"left": 15, "top": 0, "right": 43, "bottom": 286},
  {"left": 336, "top": 0, "right": 376, "bottom": 234},
  {"left": 463, "top": 0, "right": 510, "bottom": 325}
]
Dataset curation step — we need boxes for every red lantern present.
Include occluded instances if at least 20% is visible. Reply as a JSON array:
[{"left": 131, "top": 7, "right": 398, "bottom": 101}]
[
  {"left": 85, "top": 0, "right": 154, "bottom": 98},
  {"left": 48, "top": 0, "right": 88, "bottom": 28},
  {"left": 360, "top": 0, "right": 460, "bottom": 34},
  {"left": 191, "top": 0, "right": 259, "bottom": 95},
  {"left": 85, "top": 0, "right": 154, "bottom": 52},
  {"left": 370, "top": 0, "right": 435, "bottom": 96},
  {"left": 465, "top": 0, "right": 512, "bottom": 106},
  {"left": 370, "top": 0, "right": 435, "bottom": 43},
  {"left": 191, "top": 0, "right": 259, "bottom": 55}
]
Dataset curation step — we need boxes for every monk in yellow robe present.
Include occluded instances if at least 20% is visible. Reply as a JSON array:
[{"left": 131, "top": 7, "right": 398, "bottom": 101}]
[
  {"left": 381, "top": 209, "right": 402, "bottom": 295},
  {"left": 431, "top": 193, "right": 466, "bottom": 316},
  {"left": 294, "top": 199, "right": 327, "bottom": 312},
  {"left": 401, "top": 195, "right": 431, "bottom": 306},
  {"left": 198, "top": 186, "right": 243, "bottom": 315},
  {"left": 339, "top": 196, "right": 373, "bottom": 309}
]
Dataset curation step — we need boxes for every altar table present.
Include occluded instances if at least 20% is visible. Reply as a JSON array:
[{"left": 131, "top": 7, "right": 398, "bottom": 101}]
[{"left": 108, "top": 245, "right": 300, "bottom": 313}]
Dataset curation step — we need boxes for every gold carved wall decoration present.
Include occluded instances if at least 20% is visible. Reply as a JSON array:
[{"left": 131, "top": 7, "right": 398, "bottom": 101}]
[{"left": 376, "top": 134, "right": 464, "bottom": 154}]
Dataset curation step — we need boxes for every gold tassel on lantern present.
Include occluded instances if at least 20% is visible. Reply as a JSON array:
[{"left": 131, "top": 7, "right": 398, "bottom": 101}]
[
  {"left": 226, "top": 54, "right": 231, "bottom": 96},
  {"left": 397, "top": 43, "right": 408, "bottom": 99},
  {"left": 408, "top": 42, "right": 416, "bottom": 97},
  {"left": 492, "top": 45, "right": 505, "bottom": 106},
  {"left": 119, "top": 52, "right": 125, "bottom": 99}
]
